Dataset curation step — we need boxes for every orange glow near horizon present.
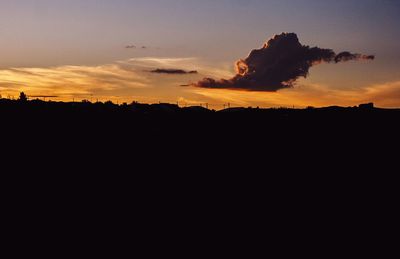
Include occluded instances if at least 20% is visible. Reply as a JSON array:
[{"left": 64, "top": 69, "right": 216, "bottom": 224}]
[{"left": 1, "top": 58, "right": 400, "bottom": 110}]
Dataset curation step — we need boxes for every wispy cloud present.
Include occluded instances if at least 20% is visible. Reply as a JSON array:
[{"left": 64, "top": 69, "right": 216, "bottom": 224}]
[
  {"left": 125, "top": 45, "right": 148, "bottom": 49},
  {"left": 1, "top": 57, "right": 397, "bottom": 108},
  {"left": 0, "top": 63, "right": 150, "bottom": 99},
  {"left": 124, "top": 57, "right": 198, "bottom": 68},
  {"left": 190, "top": 81, "right": 400, "bottom": 108},
  {"left": 0, "top": 57, "right": 205, "bottom": 102}
]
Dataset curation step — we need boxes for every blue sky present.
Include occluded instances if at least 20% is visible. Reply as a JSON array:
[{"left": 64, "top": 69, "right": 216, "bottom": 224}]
[{"left": 0, "top": 0, "right": 399, "bottom": 107}]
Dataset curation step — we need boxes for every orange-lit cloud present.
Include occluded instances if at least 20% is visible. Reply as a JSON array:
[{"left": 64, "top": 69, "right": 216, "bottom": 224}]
[
  {"left": 0, "top": 57, "right": 398, "bottom": 109},
  {"left": 0, "top": 64, "right": 149, "bottom": 99},
  {"left": 190, "top": 81, "right": 400, "bottom": 109},
  {"left": 0, "top": 57, "right": 206, "bottom": 102},
  {"left": 0, "top": 57, "right": 236, "bottom": 102}
]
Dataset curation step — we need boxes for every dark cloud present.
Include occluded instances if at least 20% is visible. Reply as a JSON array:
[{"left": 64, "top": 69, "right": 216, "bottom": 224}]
[
  {"left": 150, "top": 69, "right": 198, "bottom": 75},
  {"left": 334, "top": 51, "right": 375, "bottom": 63},
  {"left": 194, "top": 33, "right": 375, "bottom": 91},
  {"left": 125, "top": 45, "right": 149, "bottom": 49}
]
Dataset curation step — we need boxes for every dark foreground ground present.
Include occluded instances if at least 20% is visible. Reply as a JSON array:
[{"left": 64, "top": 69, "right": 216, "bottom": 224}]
[
  {"left": 2, "top": 98, "right": 399, "bottom": 183},
  {"left": 1, "top": 99, "right": 398, "bottom": 253},
  {"left": 1, "top": 99, "right": 399, "bottom": 165}
]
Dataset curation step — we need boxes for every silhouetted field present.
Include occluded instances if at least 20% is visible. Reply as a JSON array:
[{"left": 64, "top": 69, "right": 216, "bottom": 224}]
[
  {"left": 1, "top": 98, "right": 399, "bottom": 172},
  {"left": 2, "top": 97, "right": 398, "bottom": 228},
  {"left": 2, "top": 98, "right": 399, "bottom": 144}
]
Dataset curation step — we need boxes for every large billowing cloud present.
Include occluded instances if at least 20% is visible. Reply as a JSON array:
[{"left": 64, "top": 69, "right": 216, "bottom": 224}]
[{"left": 194, "top": 33, "right": 374, "bottom": 91}]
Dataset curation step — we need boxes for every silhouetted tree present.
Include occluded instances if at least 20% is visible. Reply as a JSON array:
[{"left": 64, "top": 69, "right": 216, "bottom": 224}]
[{"left": 19, "top": 92, "right": 28, "bottom": 102}]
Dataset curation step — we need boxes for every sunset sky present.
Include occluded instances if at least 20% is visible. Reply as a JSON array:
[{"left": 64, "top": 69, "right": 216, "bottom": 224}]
[{"left": 1, "top": 0, "right": 399, "bottom": 108}]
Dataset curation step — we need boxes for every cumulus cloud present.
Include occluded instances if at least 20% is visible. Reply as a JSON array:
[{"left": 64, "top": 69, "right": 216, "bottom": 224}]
[
  {"left": 194, "top": 32, "right": 375, "bottom": 91},
  {"left": 150, "top": 69, "right": 198, "bottom": 75}
]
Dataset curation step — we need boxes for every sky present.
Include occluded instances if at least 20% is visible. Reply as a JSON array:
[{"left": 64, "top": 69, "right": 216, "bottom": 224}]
[{"left": 0, "top": 0, "right": 399, "bottom": 108}]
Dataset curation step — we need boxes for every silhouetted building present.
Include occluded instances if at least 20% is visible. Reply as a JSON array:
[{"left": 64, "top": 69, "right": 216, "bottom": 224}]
[{"left": 359, "top": 103, "right": 374, "bottom": 109}]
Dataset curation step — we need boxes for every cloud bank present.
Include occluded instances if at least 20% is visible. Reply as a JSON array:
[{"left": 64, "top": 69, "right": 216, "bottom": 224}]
[{"left": 194, "top": 33, "right": 374, "bottom": 91}]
